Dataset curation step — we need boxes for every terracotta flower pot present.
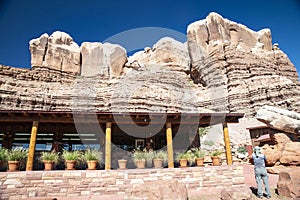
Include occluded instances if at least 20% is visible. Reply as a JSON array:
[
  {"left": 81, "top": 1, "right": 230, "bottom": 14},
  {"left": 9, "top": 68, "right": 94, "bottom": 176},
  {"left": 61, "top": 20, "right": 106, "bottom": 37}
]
[
  {"left": 179, "top": 159, "right": 188, "bottom": 167},
  {"left": 43, "top": 161, "right": 54, "bottom": 170},
  {"left": 211, "top": 156, "right": 221, "bottom": 166},
  {"left": 86, "top": 160, "right": 98, "bottom": 170},
  {"left": 195, "top": 158, "right": 205, "bottom": 166},
  {"left": 118, "top": 159, "right": 127, "bottom": 169},
  {"left": 135, "top": 160, "right": 146, "bottom": 169},
  {"left": 65, "top": 160, "right": 76, "bottom": 170},
  {"left": 8, "top": 161, "right": 20, "bottom": 172},
  {"left": 153, "top": 159, "right": 163, "bottom": 168}
]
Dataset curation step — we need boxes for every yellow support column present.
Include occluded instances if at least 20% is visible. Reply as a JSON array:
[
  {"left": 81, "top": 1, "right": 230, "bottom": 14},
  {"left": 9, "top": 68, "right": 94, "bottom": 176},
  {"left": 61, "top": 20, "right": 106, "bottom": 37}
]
[
  {"left": 166, "top": 123, "right": 174, "bottom": 168},
  {"left": 105, "top": 122, "right": 112, "bottom": 170},
  {"left": 223, "top": 123, "right": 233, "bottom": 165},
  {"left": 26, "top": 121, "right": 39, "bottom": 171}
]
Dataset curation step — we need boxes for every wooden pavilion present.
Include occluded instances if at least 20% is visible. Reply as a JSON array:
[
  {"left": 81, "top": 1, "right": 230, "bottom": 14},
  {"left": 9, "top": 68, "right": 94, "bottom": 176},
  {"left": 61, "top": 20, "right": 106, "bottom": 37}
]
[{"left": 0, "top": 110, "right": 244, "bottom": 170}]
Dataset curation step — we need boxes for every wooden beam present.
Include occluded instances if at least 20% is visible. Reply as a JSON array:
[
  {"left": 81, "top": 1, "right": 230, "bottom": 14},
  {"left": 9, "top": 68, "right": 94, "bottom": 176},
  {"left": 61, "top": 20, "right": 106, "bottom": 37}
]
[
  {"left": 105, "top": 122, "right": 112, "bottom": 170},
  {"left": 223, "top": 123, "right": 232, "bottom": 165},
  {"left": 26, "top": 121, "right": 39, "bottom": 171},
  {"left": 166, "top": 123, "right": 174, "bottom": 168}
]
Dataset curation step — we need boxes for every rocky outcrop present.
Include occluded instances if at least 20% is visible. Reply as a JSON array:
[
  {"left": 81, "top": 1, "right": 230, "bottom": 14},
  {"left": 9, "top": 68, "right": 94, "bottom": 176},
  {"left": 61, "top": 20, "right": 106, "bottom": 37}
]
[
  {"left": 30, "top": 31, "right": 81, "bottom": 74},
  {"left": 80, "top": 42, "right": 127, "bottom": 77},
  {"left": 0, "top": 12, "right": 299, "bottom": 118},
  {"left": 256, "top": 105, "right": 300, "bottom": 134},
  {"left": 280, "top": 142, "right": 300, "bottom": 166},
  {"left": 125, "top": 37, "right": 190, "bottom": 73},
  {"left": 187, "top": 12, "right": 300, "bottom": 116},
  {"left": 277, "top": 169, "right": 300, "bottom": 199}
]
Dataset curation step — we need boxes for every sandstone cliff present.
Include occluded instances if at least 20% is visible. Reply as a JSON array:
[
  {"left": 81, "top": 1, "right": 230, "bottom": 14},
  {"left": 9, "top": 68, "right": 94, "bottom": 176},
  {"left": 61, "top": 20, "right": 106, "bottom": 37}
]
[{"left": 0, "top": 12, "right": 299, "bottom": 117}]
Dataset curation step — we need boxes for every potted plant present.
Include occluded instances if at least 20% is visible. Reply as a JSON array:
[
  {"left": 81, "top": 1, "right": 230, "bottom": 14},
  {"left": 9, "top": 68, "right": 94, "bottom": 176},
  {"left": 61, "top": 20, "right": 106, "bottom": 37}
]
[
  {"left": 118, "top": 156, "right": 128, "bottom": 170},
  {"left": 153, "top": 150, "right": 167, "bottom": 168},
  {"left": 0, "top": 148, "right": 8, "bottom": 163},
  {"left": 62, "top": 150, "right": 82, "bottom": 170},
  {"left": 7, "top": 148, "right": 28, "bottom": 171},
  {"left": 83, "top": 149, "right": 102, "bottom": 170},
  {"left": 191, "top": 147, "right": 206, "bottom": 167},
  {"left": 210, "top": 150, "right": 222, "bottom": 166},
  {"left": 144, "top": 150, "right": 154, "bottom": 168},
  {"left": 39, "top": 151, "right": 59, "bottom": 170},
  {"left": 0, "top": 148, "right": 8, "bottom": 170},
  {"left": 132, "top": 150, "right": 146, "bottom": 169},
  {"left": 176, "top": 151, "right": 194, "bottom": 167}
]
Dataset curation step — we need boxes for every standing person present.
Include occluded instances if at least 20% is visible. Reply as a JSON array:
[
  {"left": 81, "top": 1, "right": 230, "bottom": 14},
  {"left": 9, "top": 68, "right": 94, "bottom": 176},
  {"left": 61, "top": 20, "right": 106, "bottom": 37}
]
[{"left": 252, "top": 146, "right": 271, "bottom": 199}]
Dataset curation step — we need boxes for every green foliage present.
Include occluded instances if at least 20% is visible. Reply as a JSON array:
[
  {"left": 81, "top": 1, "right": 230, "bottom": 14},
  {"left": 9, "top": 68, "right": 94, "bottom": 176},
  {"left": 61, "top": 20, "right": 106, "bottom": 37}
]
[
  {"left": 153, "top": 150, "right": 167, "bottom": 162},
  {"left": 144, "top": 151, "right": 154, "bottom": 161},
  {"left": 83, "top": 149, "right": 103, "bottom": 161},
  {"left": 39, "top": 151, "right": 59, "bottom": 163},
  {"left": 175, "top": 150, "right": 195, "bottom": 164},
  {"left": 132, "top": 149, "right": 146, "bottom": 162},
  {"left": 210, "top": 150, "right": 222, "bottom": 157},
  {"left": 7, "top": 148, "right": 28, "bottom": 161},
  {"left": 62, "top": 150, "right": 82, "bottom": 161},
  {"left": 0, "top": 148, "right": 8, "bottom": 162},
  {"left": 191, "top": 147, "right": 206, "bottom": 158},
  {"left": 199, "top": 127, "right": 210, "bottom": 137},
  {"left": 237, "top": 146, "right": 247, "bottom": 154},
  {"left": 202, "top": 140, "right": 215, "bottom": 146}
]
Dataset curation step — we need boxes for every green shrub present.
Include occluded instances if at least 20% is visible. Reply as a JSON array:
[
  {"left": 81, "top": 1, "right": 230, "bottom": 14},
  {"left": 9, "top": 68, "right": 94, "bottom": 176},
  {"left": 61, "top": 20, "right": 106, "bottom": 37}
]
[
  {"left": 153, "top": 150, "right": 167, "bottom": 162},
  {"left": 191, "top": 147, "right": 206, "bottom": 158},
  {"left": 62, "top": 150, "right": 82, "bottom": 161},
  {"left": 39, "top": 151, "right": 60, "bottom": 163},
  {"left": 0, "top": 148, "right": 8, "bottom": 162},
  {"left": 210, "top": 150, "right": 222, "bottom": 157},
  {"left": 202, "top": 140, "right": 215, "bottom": 146},
  {"left": 7, "top": 148, "right": 28, "bottom": 161},
  {"left": 83, "top": 149, "right": 102, "bottom": 161},
  {"left": 237, "top": 146, "right": 247, "bottom": 154},
  {"left": 132, "top": 150, "right": 146, "bottom": 162}
]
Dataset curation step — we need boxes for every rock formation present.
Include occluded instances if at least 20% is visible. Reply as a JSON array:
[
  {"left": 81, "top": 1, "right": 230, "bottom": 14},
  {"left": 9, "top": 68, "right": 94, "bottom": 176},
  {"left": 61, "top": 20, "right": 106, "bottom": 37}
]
[
  {"left": 277, "top": 169, "right": 300, "bottom": 198},
  {"left": 80, "top": 42, "right": 127, "bottom": 77},
  {"left": 187, "top": 12, "right": 300, "bottom": 116},
  {"left": 1, "top": 12, "right": 300, "bottom": 119},
  {"left": 256, "top": 105, "right": 300, "bottom": 134},
  {"left": 30, "top": 31, "right": 80, "bottom": 74}
]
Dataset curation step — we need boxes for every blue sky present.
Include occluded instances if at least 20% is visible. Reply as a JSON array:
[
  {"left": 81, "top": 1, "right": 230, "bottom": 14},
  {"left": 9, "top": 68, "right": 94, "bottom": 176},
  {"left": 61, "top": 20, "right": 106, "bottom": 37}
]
[{"left": 0, "top": 0, "right": 299, "bottom": 76}]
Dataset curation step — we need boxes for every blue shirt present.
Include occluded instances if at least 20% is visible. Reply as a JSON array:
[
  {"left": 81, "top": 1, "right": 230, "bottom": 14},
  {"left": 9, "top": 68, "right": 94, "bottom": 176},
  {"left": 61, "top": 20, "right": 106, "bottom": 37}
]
[{"left": 252, "top": 153, "right": 266, "bottom": 168}]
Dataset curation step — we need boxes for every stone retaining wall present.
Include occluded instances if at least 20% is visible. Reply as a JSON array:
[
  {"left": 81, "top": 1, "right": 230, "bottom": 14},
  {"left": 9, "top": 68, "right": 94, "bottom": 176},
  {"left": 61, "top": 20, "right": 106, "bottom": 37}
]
[{"left": 0, "top": 165, "right": 245, "bottom": 200}]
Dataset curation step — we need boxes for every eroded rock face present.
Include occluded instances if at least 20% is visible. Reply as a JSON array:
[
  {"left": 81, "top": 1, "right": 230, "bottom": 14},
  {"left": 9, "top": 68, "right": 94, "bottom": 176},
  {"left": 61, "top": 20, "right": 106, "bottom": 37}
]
[
  {"left": 1, "top": 12, "right": 300, "bottom": 119},
  {"left": 256, "top": 105, "right": 300, "bottom": 134},
  {"left": 80, "top": 42, "right": 127, "bottom": 77},
  {"left": 187, "top": 12, "right": 300, "bottom": 116},
  {"left": 280, "top": 142, "right": 300, "bottom": 166},
  {"left": 125, "top": 37, "right": 190, "bottom": 73},
  {"left": 277, "top": 169, "right": 300, "bottom": 199},
  {"left": 29, "top": 31, "right": 81, "bottom": 74}
]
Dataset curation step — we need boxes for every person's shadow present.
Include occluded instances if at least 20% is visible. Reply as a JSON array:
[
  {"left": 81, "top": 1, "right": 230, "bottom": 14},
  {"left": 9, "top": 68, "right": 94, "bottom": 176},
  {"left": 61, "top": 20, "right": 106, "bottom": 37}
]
[{"left": 250, "top": 187, "right": 257, "bottom": 195}]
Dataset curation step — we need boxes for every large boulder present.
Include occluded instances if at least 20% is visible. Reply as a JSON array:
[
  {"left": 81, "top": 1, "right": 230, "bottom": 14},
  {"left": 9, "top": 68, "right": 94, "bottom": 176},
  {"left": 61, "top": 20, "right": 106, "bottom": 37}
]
[
  {"left": 220, "top": 186, "right": 253, "bottom": 200},
  {"left": 29, "top": 31, "right": 81, "bottom": 74},
  {"left": 125, "top": 180, "right": 188, "bottom": 200},
  {"left": 277, "top": 168, "right": 300, "bottom": 199},
  {"left": 261, "top": 144, "right": 282, "bottom": 166},
  {"left": 279, "top": 142, "right": 300, "bottom": 165},
  {"left": 80, "top": 42, "right": 127, "bottom": 77},
  {"left": 256, "top": 105, "right": 300, "bottom": 134},
  {"left": 125, "top": 37, "right": 190, "bottom": 73}
]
